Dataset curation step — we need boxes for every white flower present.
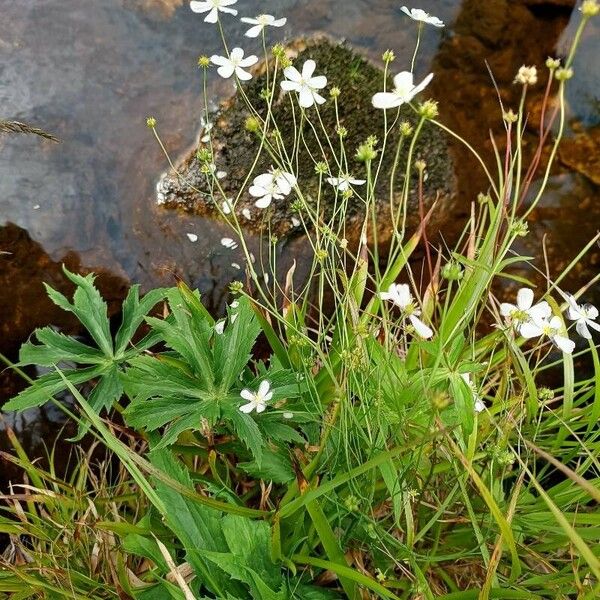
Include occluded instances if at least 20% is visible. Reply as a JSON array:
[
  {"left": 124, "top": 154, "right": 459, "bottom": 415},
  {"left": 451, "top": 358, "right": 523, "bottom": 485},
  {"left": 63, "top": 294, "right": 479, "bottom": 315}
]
[
  {"left": 190, "top": 0, "right": 237, "bottom": 23},
  {"left": 241, "top": 14, "right": 286, "bottom": 38},
  {"left": 200, "top": 117, "right": 213, "bottom": 143},
  {"left": 239, "top": 380, "right": 272, "bottom": 413},
  {"left": 565, "top": 294, "right": 600, "bottom": 340},
  {"left": 220, "top": 237, "right": 238, "bottom": 249},
  {"left": 281, "top": 60, "right": 327, "bottom": 108},
  {"left": 186, "top": 233, "right": 198, "bottom": 242},
  {"left": 401, "top": 6, "right": 444, "bottom": 27},
  {"left": 326, "top": 174, "right": 366, "bottom": 192},
  {"left": 210, "top": 47, "right": 258, "bottom": 81},
  {"left": 461, "top": 373, "right": 485, "bottom": 413},
  {"left": 249, "top": 168, "right": 297, "bottom": 208},
  {"left": 242, "top": 208, "right": 252, "bottom": 220},
  {"left": 379, "top": 283, "right": 433, "bottom": 339},
  {"left": 372, "top": 71, "right": 434, "bottom": 110},
  {"left": 515, "top": 65, "right": 538, "bottom": 86},
  {"left": 221, "top": 198, "right": 233, "bottom": 214},
  {"left": 208, "top": 163, "right": 227, "bottom": 179},
  {"left": 520, "top": 315, "right": 575, "bottom": 354},
  {"left": 500, "top": 287, "right": 551, "bottom": 332},
  {"left": 215, "top": 319, "right": 226, "bottom": 334}
]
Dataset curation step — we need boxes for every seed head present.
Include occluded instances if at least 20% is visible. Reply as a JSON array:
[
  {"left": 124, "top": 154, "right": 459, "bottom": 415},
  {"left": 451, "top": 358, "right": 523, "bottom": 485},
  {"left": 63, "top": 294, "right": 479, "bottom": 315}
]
[
  {"left": 515, "top": 65, "right": 538, "bottom": 86},
  {"left": 145, "top": 116, "right": 157, "bottom": 129},
  {"left": 197, "top": 55, "right": 211, "bottom": 68}
]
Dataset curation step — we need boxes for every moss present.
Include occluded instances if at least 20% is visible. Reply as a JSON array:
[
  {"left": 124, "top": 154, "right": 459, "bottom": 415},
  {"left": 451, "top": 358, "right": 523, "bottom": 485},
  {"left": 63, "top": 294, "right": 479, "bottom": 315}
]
[{"left": 159, "top": 38, "right": 455, "bottom": 240}]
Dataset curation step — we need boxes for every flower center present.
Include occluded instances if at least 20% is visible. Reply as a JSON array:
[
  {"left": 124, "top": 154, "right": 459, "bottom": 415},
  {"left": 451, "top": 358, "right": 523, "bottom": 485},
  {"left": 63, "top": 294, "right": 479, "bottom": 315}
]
[
  {"left": 510, "top": 308, "right": 529, "bottom": 323},
  {"left": 542, "top": 323, "right": 557, "bottom": 336},
  {"left": 257, "top": 14, "right": 269, "bottom": 25}
]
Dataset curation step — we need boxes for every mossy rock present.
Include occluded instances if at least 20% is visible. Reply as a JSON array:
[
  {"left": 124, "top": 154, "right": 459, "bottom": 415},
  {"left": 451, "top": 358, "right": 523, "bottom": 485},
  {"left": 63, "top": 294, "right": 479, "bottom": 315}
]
[{"left": 157, "top": 38, "right": 455, "bottom": 243}]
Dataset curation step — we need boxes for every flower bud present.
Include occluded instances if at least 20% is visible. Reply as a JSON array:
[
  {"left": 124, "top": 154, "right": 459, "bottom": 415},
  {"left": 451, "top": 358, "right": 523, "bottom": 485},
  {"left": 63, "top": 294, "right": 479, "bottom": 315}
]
[
  {"left": 442, "top": 261, "right": 464, "bottom": 281},
  {"left": 197, "top": 55, "right": 210, "bottom": 68},
  {"left": 418, "top": 100, "right": 438, "bottom": 119},
  {"left": 329, "top": 86, "right": 341, "bottom": 98},
  {"left": 503, "top": 109, "right": 518, "bottom": 124},
  {"left": 145, "top": 116, "right": 157, "bottom": 129},
  {"left": 580, "top": 0, "right": 599, "bottom": 17},
  {"left": 336, "top": 125, "right": 348, "bottom": 138},
  {"left": 244, "top": 116, "right": 261, "bottom": 133},
  {"left": 314, "top": 161, "right": 329, "bottom": 175},
  {"left": 382, "top": 49, "right": 395, "bottom": 63},
  {"left": 555, "top": 67, "right": 574, "bottom": 81},
  {"left": 545, "top": 57, "right": 561, "bottom": 70},
  {"left": 196, "top": 148, "right": 212, "bottom": 163},
  {"left": 229, "top": 281, "right": 244, "bottom": 294},
  {"left": 399, "top": 121, "right": 414, "bottom": 137}
]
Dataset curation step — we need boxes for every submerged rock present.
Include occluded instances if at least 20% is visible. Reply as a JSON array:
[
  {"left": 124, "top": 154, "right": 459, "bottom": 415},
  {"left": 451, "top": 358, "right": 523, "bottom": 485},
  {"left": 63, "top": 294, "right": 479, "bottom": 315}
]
[{"left": 157, "top": 38, "right": 455, "bottom": 243}]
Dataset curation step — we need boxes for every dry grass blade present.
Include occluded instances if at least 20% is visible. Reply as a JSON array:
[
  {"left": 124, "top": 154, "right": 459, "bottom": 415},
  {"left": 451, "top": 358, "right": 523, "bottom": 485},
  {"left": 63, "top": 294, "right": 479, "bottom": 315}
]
[
  {"left": 153, "top": 534, "right": 197, "bottom": 600},
  {"left": 0, "top": 119, "right": 59, "bottom": 142}
]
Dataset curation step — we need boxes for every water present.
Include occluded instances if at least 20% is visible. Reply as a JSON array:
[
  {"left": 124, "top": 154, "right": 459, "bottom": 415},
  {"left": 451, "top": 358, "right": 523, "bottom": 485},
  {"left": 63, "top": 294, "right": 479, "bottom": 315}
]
[{"left": 0, "top": 0, "right": 598, "bottom": 458}]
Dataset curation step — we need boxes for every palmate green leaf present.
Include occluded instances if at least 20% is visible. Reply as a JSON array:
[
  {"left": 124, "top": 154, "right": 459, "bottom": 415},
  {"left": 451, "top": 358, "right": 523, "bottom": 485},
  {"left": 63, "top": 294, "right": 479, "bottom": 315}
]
[
  {"left": 146, "top": 305, "right": 213, "bottom": 386},
  {"left": 19, "top": 327, "right": 104, "bottom": 366},
  {"left": 214, "top": 296, "right": 261, "bottom": 391},
  {"left": 239, "top": 448, "right": 295, "bottom": 484},
  {"left": 3, "top": 366, "right": 105, "bottom": 412},
  {"left": 45, "top": 267, "right": 113, "bottom": 357},
  {"left": 222, "top": 403, "right": 265, "bottom": 466},
  {"left": 114, "top": 285, "right": 168, "bottom": 356},
  {"left": 121, "top": 355, "right": 211, "bottom": 403}
]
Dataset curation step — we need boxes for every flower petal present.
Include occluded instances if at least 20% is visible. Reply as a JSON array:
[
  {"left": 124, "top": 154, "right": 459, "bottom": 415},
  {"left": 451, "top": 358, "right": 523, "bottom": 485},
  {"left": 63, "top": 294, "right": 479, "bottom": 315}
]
[
  {"left": 240, "top": 17, "right": 259, "bottom": 24},
  {"left": 239, "top": 402, "right": 256, "bottom": 413},
  {"left": 217, "top": 63, "right": 235, "bottom": 78},
  {"left": 280, "top": 80, "right": 300, "bottom": 93},
  {"left": 528, "top": 301, "right": 551, "bottom": 322},
  {"left": 244, "top": 24, "right": 263, "bottom": 37},
  {"left": 219, "top": 6, "right": 238, "bottom": 15},
  {"left": 309, "top": 75, "right": 327, "bottom": 89},
  {"left": 298, "top": 86, "right": 314, "bottom": 108},
  {"left": 372, "top": 92, "right": 400, "bottom": 109},
  {"left": 410, "top": 315, "right": 433, "bottom": 339},
  {"left": 204, "top": 6, "right": 219, "bottom": 22},
  {"left": 283, "top": 65, "right": 302, "bottom": 82},
  {"left": 190, "top": 1, "right": 210, "bottom": 13},
  {"left": 240, "top": 389, "right": 254, "bottom": 401},
  {"left": 302, "top": 59, "right": 316, "bottom": 79},
  {"left": 393, "top": 71, "right": 414, "bottom": 91},
  {"left": 500, "top": 302, "right": 516, "bottom": 317},
  {"left": 516, "top": 287, "right": 534, "bottom": 310},
  {"left": 519, "top": 322, "right": 544, "bottom": 339},
  {"left": 210, "top": 54, "right": 229, "bottom": 66},
  {"left": 230, "top": 47, "right": 244, "bottom": 61},
  {"left": 576, "top": 320, "right": 592, "bottom": 340},
  {"left": 272, "top": 17, "right": 287, "bottom": 26},
  {"left": 235, "top": 67, "right": 253, "bottom": 81},
  {"left": 254, "top": 196, "right": 272, "bottom": 208},
  {"left": 239, "top": 54, "right": 259, "bottom": 67},
  {"left": 412, "top": 72, "right": 434, "bottom": 95},
  {"left": 552, "top": 335, "right": 575, "bottom": 354},
  {"left": 258, "top": 380, "right": 271, "bottom": 398}
]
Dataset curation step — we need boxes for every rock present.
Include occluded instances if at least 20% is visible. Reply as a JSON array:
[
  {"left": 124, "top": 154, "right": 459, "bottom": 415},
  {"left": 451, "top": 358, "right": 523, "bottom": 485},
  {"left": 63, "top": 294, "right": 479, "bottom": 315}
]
[
  {"left": 157, "top": 38, "right": 455, "bottom": 245},
  {"left": 559, "top": 126, "right": 600, "bottom": 186}
]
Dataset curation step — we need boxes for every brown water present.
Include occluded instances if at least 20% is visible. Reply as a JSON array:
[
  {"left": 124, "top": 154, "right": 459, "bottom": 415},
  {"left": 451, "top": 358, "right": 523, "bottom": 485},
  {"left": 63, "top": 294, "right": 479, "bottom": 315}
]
[{"left": 0, "top": 0, "right": 598, "bottom": 460}]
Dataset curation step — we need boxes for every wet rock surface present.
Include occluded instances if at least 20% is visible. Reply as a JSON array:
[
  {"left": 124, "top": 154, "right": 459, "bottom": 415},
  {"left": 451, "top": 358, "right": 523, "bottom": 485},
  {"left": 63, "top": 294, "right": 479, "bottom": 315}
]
[
  {"left": 158, "top": 39, "right": 456, "bottom": 243},
  {"left": 559, "top": 126, "right": 600, "bottom": 185}
]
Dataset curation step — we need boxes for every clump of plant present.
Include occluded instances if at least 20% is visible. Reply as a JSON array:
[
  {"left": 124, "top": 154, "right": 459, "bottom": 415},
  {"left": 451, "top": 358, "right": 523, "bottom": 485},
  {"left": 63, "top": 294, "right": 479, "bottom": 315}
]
[{"left": 3, "top": 1, "right": 600, "bottom": 599}]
